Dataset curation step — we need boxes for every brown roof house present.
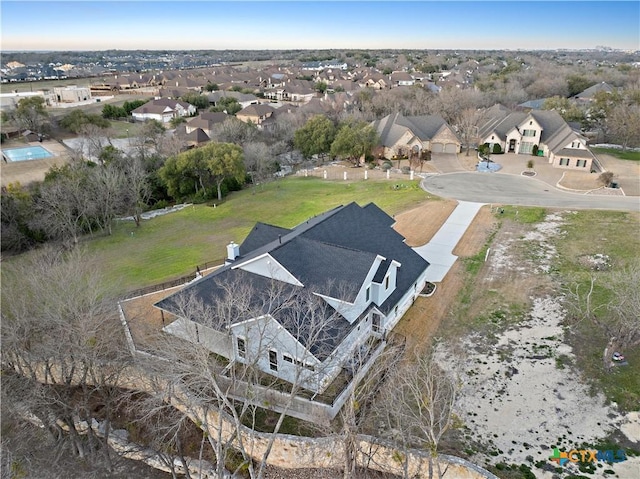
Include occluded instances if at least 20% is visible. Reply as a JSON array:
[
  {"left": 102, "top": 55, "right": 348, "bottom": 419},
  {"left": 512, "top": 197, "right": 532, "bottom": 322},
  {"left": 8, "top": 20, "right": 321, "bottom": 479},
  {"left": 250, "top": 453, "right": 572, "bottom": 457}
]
[
  {"left": 371, "top": 113, "right": 461, "bottom": 158},
  {"left": 236, "top": 103, "right": 276, "bottom": 129}
]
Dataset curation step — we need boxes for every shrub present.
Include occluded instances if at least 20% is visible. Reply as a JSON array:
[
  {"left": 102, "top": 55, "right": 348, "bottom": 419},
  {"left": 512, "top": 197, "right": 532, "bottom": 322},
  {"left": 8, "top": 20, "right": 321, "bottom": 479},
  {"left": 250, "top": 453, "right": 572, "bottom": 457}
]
[
  {"left": 381, "top": 161, "right": 393, "bottom": 171},
  {"left": 401, "top": 166, "right": 411, "bottom": 174},
  {"left": 532, "top": 144, "right": 539, "bottom": 156},
  {"left": 478, "top": 143, "right": 490, "bottom": 155},
  {"left": 598, "top": 171, "right": 614, "bottom": 187},
  {"left": 527, "top": 159, "right": 534, "bottom": 169},
  {"left": 493, "top": 143, "right": 502, "bottom": 154}
]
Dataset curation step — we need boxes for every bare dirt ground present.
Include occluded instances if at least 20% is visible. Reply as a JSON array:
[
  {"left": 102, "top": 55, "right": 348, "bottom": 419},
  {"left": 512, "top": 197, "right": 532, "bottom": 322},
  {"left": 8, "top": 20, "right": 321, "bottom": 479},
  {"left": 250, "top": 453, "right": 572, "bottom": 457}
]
[
  {"left": 441, "top": 210, "right": 640, "bottom": 478},
  {"left": 393, "top": 199, "right": 458, "bottom": 247},
  {"left": 595, "top": 153, "right": 640, "bottom": 196},
  {"left": 394, "top": 204, "right": 498, "bottom": 353}
]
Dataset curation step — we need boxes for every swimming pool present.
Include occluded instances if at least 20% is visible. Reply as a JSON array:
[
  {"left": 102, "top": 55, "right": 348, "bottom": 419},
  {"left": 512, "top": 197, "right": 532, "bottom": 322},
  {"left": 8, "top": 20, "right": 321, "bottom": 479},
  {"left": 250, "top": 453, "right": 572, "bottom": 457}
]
[{"left": 3, "top": 145, "right": 54, "bottom": 162}]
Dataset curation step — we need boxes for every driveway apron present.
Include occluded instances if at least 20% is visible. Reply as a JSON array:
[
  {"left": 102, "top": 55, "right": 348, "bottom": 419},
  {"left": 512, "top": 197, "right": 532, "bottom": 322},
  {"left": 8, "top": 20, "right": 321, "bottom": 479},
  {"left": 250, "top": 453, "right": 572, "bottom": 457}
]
[{"left": 413, "top": 201, "right": 485, "bottom": 282}]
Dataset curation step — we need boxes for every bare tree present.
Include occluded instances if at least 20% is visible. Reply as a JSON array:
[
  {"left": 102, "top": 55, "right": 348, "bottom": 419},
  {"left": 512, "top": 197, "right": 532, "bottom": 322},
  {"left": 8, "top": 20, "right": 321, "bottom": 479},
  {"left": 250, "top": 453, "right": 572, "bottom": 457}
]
[
  {"left": 33, "top": 166, "right": 93, "bottom": 246},
  {"left": 1, "top": 246, "right": 131, "bottom": 469},
  {"left": 377, "top": 348, "right": 459, "bottom": 479},
  {"left": 141, "top": 276, "right": 351, "bottom": 479},
  {"left": 564, "top": 262, "right": 640, "bottom": 369},
  {"left": 243, "top": 141, "right": 278, "bottom": 186},
  {"left": 455, "top": 108, "right": 482, "bottom": 156}
]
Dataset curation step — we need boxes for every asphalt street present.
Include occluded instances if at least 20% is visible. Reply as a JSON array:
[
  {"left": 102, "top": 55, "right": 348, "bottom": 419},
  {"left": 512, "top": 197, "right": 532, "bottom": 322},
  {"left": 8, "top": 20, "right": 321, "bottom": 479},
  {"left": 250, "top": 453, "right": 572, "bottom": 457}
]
[{"left": 422, "top": 172, "right": 640, "bottom": 212}]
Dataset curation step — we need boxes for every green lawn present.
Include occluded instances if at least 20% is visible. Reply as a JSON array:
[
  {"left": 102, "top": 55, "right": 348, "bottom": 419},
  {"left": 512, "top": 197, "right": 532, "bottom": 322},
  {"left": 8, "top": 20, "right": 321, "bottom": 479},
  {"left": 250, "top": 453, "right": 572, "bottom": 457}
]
[
  {"left": 592, "top": 147, "right": 640, "bottom": 162},
  {"left": 69, "top": 177, "right": 431, "bottom": 294},
  {"left": 553, "top": 210, "right": 640, "bottom": 411}
]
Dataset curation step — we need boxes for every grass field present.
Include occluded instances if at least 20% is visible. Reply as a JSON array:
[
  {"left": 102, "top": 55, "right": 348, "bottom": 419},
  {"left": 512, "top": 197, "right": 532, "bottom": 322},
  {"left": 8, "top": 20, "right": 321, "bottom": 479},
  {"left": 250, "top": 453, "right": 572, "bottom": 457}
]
[
  {"left": 554, "top": 210, "right": 640, "bottom": 411},
  {"left": 592, "top": 147, "right": 640, "bottom": 162},
  {"left": 73, "top": 177, "right": 431, "bottom": 293}
]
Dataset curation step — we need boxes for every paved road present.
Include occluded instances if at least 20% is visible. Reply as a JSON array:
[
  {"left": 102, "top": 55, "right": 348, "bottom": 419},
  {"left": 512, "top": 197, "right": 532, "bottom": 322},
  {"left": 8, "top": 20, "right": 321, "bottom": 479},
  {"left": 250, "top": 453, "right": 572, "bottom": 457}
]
[{"left": 422, "top": 172, "right": 640, "bottom": 212}]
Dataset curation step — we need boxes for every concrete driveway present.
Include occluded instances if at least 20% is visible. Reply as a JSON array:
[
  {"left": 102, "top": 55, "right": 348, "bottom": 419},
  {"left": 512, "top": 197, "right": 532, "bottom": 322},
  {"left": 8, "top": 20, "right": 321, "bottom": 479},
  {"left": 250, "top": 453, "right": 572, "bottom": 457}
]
[
  {"left": 413, "top": 201, "right": 485, "bottom": 282},
  {"left": 430, "top": 153, "right": 465, "bottom": 173},
  {"left": 422, "top": 172, "right": 640, "bottom": 212}
]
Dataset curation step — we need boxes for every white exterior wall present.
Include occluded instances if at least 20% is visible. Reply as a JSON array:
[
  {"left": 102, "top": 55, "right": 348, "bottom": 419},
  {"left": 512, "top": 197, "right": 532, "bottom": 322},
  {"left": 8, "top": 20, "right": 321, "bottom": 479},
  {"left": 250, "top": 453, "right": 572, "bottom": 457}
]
[
  {"left": 382, "top": 267, "right": 429, "bottom": 332},
  {"left": 235, "top": 255, "right": 303, "bottom": 287},
  {"left": 371, "top": 262, "right": 399, "bottom": 307},
  {"left": 230, "top": 313, "right": 373, "bottom": 394},
  {"left": 163, "top": 317, "right": 233, "bottom": 359},
  {"left": 313, "top": 312, "right": 374, "bottom": 393},
  {"left": 132, "top": 112, "right": 173, "bottom": 123}
]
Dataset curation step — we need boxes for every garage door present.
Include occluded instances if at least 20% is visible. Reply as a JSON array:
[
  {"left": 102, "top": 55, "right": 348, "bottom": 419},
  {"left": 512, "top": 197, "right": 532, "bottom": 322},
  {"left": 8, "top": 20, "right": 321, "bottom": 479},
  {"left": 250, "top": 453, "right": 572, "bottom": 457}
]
[
  {"left": 432, "top": 143, "right": 444, "bottom": 153},
  {"left": 444, "top": 143, "right": 458, "bottom": 154}
]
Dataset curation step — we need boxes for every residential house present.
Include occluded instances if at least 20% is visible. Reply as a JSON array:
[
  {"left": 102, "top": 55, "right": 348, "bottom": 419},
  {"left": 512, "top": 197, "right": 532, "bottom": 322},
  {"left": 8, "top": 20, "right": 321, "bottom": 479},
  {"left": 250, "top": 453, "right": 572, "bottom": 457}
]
[
  {"left": 185, "top": 111, "right": 228, "bottom": 137},
  {"left": 131, "top": 98, "right": 196, "bottom": 123},
  {"left": 360, "top": 74, "right": 388, "bottom": 90},
  {"left": 389, "top": 71, "right": 415, "bottom": 88},
  {"left": 236, "top": 103, "right": 276, "bottom": 129},
  {"left": 478, "top": 107, "right": 595, "bottom": 170},
  {"left": 573, "top": 81, "right": 615, "bottom": 103},
  {"left": 372, "top": 112, "right": 461, "bottom": 157},
  {"left": 155, "top": 202, "right": 429, "bottom": 394}
]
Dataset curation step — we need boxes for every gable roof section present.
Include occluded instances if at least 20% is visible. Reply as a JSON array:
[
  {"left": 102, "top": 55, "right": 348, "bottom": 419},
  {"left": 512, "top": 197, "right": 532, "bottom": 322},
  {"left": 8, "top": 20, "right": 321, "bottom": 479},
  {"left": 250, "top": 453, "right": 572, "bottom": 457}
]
[
  {"left": 372, "top": 113, "right": 454, "bottom": 147},
  {"left": 270, "top": 236, "right": 378, "bottom": 301},
  {"left": 240, "top": 222, "right": 292, "bottom": 256},
  {"left": 298, "top": 202, "right": 428, "bottom": 313}
]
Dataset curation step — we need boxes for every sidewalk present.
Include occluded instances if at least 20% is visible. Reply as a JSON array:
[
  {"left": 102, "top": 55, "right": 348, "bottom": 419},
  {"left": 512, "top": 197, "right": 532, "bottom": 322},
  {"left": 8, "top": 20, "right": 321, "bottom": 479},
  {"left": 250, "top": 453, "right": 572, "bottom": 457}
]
[{"left": 413, "top": 201, "right": 485, "bottom": 282}]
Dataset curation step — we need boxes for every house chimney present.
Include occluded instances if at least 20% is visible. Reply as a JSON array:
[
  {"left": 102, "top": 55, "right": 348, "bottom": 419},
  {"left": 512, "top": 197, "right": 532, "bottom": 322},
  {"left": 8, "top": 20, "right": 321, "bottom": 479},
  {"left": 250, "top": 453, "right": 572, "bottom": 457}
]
[{"left": 226, "top": 241, "right": 240, "bottom": 262}]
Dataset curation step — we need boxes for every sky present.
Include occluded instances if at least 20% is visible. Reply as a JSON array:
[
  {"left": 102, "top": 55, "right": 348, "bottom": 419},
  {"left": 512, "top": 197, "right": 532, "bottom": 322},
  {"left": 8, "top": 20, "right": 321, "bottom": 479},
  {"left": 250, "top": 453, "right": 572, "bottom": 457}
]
[{"left": 1, "top": 1, "right": 639, "bottom": 52}]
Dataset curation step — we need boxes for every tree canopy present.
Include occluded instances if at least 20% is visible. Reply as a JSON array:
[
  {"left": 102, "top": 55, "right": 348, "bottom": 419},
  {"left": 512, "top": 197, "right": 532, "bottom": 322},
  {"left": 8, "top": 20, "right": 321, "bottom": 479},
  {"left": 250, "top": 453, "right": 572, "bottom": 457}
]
[
  {"left": 159, "top": 142, "right": 245, "bottom": 201},
  {"left": 330, "top": 120, "right": 379, "bottom": 165},
  {"left": 293, "top": 115, "right": 336, "bottom": 159}
]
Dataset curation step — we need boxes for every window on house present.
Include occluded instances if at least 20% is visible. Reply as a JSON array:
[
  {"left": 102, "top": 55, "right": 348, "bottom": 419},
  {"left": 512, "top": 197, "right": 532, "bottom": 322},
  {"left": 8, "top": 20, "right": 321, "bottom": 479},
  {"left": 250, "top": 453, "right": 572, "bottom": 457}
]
[
  {"left": 559, "top": 158, "right": 570, "bottom": 166},
  {"left": 237, "top": 337, "right": 246, "bottom": 359},
  {"left": 523, "top": 129, "right": 536, "bottom": 137},
  {"left": 491, "top": 135, "right": 495, "bottom": 140},
  {"left": 269, "top": 350, "right": 278, "bottom": 371},
  {"left": 529, "top": 121, "right": 533, "bottom": 125},
  {"left": 283, "top": 354, "right": 293, "bottom": 363},
  {"left": 519, "top": 142, "right": 534, "bottom": 154},
  {"left": 385, "top": 276, "right": 390, "bottom": 289},
  {"left": 366, "top": 286, "right": 370, "bottom": 302},
  {"left": 577, "top": 159, "right": 587, "bottom": 168}
]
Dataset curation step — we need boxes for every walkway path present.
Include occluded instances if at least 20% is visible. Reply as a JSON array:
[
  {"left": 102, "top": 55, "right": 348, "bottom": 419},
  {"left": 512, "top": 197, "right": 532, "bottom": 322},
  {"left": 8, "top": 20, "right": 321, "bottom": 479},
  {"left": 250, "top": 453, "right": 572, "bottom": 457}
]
[{"left": 413, "top": 201, "right": 485, "bottom": 282}]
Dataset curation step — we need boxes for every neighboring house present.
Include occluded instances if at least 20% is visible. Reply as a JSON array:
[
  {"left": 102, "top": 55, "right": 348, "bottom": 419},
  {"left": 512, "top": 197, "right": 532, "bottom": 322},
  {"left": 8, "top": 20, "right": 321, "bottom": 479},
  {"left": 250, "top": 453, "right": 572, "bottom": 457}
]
[
  {"left": 573, "top": 81, "right": 615, "bottom": 103},
  {"left": 207, "top": 91, "right": 261, "bottom": 109},
  {"left": 131, "top": 99, "right": 196, "bottom": 123},
  {"left": 263, "top": 84, "right": 316, "bottom": 103},
  {"left": 372, "top": 112, "right": 461, "bottom": 157},
  {"left": 155, "top": 202, "right": 430, "bottom": 394},
  {"left": 53, "top": 86, "right": 91, "bottom": 103},
  {"left": 236, "top": 103, "right": 276, "bottom": 128},
  {"left": 185, "top": 111, "right": 228, "bottom": 137},
  {"left": 131, "top": 103, "right": 176, "bottom": 123},
  {"left": 389, "top": 71, "right": 415, "bottom": 87},
  {"left": 478, "top": 107, "right": 595, "bottom": 170},
  {"left": 360, "top": 74, "right": 388, "bottom": 90}
]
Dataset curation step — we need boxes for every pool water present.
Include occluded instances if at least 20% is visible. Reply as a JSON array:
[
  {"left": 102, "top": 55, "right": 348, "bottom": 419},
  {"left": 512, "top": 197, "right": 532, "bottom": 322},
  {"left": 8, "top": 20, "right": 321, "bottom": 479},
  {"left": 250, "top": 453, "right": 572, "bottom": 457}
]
[{"left": 3, "top": 145, "right": 54, "bottom": 162}]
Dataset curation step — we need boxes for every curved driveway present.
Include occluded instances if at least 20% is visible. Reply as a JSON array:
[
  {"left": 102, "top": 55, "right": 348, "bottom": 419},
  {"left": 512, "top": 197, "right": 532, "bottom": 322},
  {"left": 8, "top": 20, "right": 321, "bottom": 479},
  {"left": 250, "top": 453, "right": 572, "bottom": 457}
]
[{"left": 422, "top": 172, "right": 640, "bottom": 212}]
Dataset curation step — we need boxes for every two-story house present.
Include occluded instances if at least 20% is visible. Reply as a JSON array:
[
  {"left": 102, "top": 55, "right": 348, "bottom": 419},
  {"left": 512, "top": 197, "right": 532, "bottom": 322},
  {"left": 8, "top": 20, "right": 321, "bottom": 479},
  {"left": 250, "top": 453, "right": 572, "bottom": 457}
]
[
  {"left": 154, "top": 202, "right": 430, "bottom": 394},
  {"left": 478, "top": 107, "right": 595, "bottom": 170}
]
